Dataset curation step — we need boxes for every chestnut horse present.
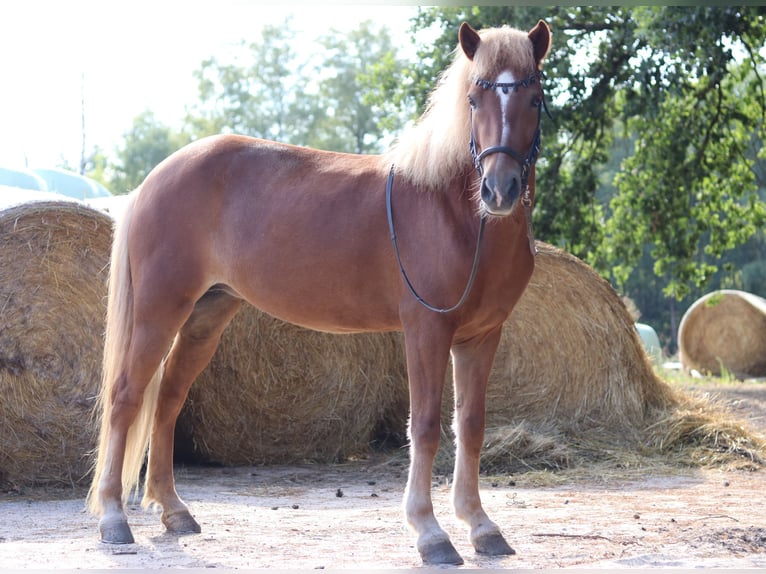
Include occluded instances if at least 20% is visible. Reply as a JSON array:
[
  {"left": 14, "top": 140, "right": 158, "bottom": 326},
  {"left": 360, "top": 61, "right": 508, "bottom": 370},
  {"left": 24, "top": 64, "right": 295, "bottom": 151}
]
[{"left": 88, "top": 21, "right": 551, "bottom": 565}]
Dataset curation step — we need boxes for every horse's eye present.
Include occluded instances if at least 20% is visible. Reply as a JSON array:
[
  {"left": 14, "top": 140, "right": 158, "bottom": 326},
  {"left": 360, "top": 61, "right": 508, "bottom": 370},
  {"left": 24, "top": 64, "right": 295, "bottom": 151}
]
[
  {"left": 468, "top": 95, "right": 477, "bottom": 110},
  {"left": 532, "top": 96, "right": 542, "bottom": 109}
]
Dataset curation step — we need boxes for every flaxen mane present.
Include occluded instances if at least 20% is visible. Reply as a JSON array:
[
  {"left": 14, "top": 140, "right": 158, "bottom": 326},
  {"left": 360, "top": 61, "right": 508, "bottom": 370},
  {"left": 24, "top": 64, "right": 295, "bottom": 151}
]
[{"left": 384, "top": 25, "right": 539, "bottom": 190}]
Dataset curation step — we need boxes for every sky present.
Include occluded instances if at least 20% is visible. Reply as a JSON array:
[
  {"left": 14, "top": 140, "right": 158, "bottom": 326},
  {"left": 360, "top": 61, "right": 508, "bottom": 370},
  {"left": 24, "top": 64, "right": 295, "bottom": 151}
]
[{"left": 0, "top": 2, "right": 422, "bottom": 171}]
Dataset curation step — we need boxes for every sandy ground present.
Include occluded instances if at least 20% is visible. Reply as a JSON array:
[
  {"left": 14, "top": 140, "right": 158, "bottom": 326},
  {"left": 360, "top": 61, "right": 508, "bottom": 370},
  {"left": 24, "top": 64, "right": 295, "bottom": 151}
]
[{"left": 1, "top": 382, "right": 765, "bottom": 570}]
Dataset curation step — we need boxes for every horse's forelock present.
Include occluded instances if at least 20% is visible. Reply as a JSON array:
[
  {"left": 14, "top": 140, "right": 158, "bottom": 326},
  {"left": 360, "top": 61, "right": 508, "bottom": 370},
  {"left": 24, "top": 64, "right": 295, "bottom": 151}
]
[{"left": 471, "top": 26, "right": 538, "bottom": 80}]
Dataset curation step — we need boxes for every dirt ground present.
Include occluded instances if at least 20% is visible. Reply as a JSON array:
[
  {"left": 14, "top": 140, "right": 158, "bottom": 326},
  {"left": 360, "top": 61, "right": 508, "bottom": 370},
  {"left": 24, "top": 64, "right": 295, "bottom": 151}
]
[{"left": 1, "top": 381, "right": 765, "bottom": 570}]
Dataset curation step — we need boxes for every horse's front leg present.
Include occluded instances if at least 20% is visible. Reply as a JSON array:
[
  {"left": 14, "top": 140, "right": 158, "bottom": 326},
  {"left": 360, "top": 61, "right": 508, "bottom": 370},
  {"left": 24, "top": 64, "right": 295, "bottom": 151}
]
[
  {"left": 402, "top": 320, "right": 463, "bottom": 565},
  {"left": 451, "top": 327, "right": 515, "bottom": 556}
]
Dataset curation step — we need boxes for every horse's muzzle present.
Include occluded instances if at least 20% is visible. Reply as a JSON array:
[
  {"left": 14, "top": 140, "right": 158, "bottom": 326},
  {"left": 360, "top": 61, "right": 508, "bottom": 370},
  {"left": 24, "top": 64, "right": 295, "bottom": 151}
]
[{"left": 480, "top": 172, "right": 521, "bottom": 216}]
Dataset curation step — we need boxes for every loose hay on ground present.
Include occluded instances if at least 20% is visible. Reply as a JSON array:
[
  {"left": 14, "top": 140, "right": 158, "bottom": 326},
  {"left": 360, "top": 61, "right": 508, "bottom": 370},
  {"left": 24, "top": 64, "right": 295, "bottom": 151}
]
[
  {"left": 678, "top": 289, "right": 766, "bottom": 378},
  {"left": 643, "top": 386, "right": 766, "bottom": 470},
  {"left": 0, "top": 200, "right": 112, "bottom": 487}
]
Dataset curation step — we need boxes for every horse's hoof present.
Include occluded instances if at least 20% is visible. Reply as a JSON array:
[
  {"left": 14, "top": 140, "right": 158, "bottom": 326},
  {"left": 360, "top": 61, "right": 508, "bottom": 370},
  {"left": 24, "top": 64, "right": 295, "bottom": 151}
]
[
  {"left": 162, "top": 510, "right": 201, "bottom": 534},
  {"left": 419, "top": 539, "right": 464, "bottom": 565},
  {"left": 474, "top": 531, "right": 516, "bottom": 556},
  {"left": 99, "top": 519, "right": 135, "bottom": 544}
]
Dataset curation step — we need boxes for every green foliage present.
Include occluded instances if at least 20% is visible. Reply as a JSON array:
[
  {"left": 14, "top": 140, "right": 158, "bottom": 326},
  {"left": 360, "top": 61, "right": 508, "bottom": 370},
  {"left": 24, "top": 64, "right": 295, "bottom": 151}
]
[
  {"left": 185, "top": 18, "right": 404, "bottom": 153},
  {"left": 307, "top": 21, "right": 407, "bottom": 153},
  {"left": 602, "top": 9, "right": 766, "bottom": 300},
  {"left": 402, "top": 7, "right": 766, "bottom": 328},
  {"left": 186, "top": 20, "right": 310, "bottom": 143},
  {"left": 607, "top": 68, "right": 766, "bottom": 299}
]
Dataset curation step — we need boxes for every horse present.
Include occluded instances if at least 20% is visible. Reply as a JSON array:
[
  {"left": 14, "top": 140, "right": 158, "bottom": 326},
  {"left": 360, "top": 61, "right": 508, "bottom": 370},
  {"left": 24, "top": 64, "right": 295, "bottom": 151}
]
[{"left": 87, "top": 20, "right": 552, "bottom": 565}]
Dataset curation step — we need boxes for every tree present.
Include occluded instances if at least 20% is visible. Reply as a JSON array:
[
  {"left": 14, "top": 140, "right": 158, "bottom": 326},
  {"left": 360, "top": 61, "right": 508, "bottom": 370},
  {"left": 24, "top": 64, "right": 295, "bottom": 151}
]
[
  {"left": 186, "top": 19, "right": 406, "bottom": 153},
  {"left": 108, "top": 110, "right": 189, "bottom": 194},
  {"left": 307, "top": 20, "right": 408, "bottom": 153},
  {"left": 186, "top": 19, "right": 316, "bottom": 144},
  {"left": 401, "top": 6, "right": 766, "bottom": 301},
  {"left": 602, "top": 8, "right": 766, "bottom": 300}
]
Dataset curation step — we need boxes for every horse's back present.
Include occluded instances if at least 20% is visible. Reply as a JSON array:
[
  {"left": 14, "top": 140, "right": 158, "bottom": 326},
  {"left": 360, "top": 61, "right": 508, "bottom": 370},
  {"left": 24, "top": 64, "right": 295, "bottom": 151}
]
[{"left": 127, "top": 134, "right": 402, "bottom": 332}]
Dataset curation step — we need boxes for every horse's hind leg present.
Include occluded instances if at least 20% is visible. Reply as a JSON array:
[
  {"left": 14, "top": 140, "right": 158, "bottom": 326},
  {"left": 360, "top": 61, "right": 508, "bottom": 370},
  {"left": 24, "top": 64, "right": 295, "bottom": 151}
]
[
  {"left": 451, "top": 327, "right": 515, "bottom": 556},
  {"left": 97, "top": 318, "right": 192, "bottom": 544},
  {"left": 144, "top": 289, "right": 242, "bottom": 534}
]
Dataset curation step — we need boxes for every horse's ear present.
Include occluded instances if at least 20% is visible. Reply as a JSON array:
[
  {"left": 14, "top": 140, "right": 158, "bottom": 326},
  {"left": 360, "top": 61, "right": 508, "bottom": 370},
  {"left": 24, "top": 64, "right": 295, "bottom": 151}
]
[
  {"left": 459, "top": 22, "right": 481, "bottom": 61},
  {"left": 528, "top": 19, "right": 552, "bottom": 68}
]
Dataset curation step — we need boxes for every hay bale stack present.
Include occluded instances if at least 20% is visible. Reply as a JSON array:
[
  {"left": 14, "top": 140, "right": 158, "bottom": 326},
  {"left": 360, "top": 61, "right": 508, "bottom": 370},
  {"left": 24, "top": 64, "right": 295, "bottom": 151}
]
[
  {"left": 176, "top": 312, "right": 407, "bottom": 465},
  {"left": 0, "top": 200, "right": 112, "bottom": 486},
  {"left": 678, "top": 290, "right": 766, "bottom": 378}
]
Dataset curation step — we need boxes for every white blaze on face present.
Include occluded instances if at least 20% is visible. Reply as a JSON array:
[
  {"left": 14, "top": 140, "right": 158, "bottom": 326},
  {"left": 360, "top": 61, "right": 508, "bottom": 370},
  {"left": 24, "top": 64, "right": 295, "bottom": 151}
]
[{"left": 496, "top": 70, "right": 516, "bottom": 146}]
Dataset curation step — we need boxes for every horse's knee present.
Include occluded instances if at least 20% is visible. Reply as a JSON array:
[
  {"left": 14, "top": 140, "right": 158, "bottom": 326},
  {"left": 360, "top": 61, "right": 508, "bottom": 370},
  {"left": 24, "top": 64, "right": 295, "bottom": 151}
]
[
  {"left": 409, "top": 413, "right": 442, "bottom": 455},
  {"left": 453, "top": 410, "right": 486, "bottom": 451}
]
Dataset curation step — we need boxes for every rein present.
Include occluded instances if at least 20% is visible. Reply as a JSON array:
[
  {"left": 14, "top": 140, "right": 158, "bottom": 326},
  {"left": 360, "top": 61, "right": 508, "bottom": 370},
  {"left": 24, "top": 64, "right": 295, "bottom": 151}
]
[
  {"left": 386, "top": 71, "right": 547, "bottom": 314},
  {"left": 386, "top": 164, "right": 487, "bottom": 314}
]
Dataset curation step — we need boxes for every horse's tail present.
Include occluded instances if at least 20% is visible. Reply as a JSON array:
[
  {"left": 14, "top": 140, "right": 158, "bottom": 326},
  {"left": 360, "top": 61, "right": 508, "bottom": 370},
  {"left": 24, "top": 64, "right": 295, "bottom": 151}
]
[{"left": 87, "top": 190, "right": 164, "bottom": 515}]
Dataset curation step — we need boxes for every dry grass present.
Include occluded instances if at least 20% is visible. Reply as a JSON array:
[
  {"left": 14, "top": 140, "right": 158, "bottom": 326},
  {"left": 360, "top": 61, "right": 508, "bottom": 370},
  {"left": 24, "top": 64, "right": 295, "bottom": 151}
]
[
  {"left": 678, "top": 290, "right": 766, "bottom": 378},
  {"left": 643, "top": 384, "right": 765, "bottom": 470},
  {"left": 485, "top": 243, "right": 674, "bottom": 427},
  {"left": 0, "top": 200, "right": 112, "bottom": 488}
]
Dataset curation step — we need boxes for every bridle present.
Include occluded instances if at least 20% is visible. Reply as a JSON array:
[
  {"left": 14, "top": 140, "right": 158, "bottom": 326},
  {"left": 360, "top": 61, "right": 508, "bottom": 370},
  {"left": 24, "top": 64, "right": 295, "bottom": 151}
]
[
  {"left": 386, "top": 70, "right": 548, "bottom": 314},
  {"left": 469, "top": 70, "right": 546, "bottom": 192},
  {"left": 469, "top": 70, "right": 549, "bottom": 260}
]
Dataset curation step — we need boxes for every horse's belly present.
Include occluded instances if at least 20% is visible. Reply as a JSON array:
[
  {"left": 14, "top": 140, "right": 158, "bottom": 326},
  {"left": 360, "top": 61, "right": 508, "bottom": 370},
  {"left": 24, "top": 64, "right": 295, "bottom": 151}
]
[{"left": 227, "top": 265, "right": 402, "bottom": 335}]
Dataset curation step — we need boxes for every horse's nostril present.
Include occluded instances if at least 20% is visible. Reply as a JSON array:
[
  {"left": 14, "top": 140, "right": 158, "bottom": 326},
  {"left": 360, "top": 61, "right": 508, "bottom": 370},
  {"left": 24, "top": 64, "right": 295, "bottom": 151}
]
[
  {"left": 481, "top": 178, "right": 495, "bottom": 205},
  {"left": 507, "top": 176, "right": 520, "bottom": 201}
]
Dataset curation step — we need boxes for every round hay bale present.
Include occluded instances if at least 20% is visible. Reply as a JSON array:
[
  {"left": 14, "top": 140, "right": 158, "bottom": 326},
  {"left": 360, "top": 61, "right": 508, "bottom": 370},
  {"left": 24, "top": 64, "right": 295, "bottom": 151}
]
[
  {"left": 436, "top": 244, "right": 764, "bottom": 472},
  {"left": 431, "top": 242, "right": 677, "bottom": 471},
  {"left": 487, "top": 243, "right": 669, "bottom": 427},
  {"left": 678, "top": 289, "right": 766, "bottom": 378},
  {"left": 484, "top": 244, "right": 668, "bottom": 433},
  {"left": 176, "top": 311, "right": 407, "bottom": 465},
  {"left": 0, "top": 200, "right": 113, "bottom": 487}
]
